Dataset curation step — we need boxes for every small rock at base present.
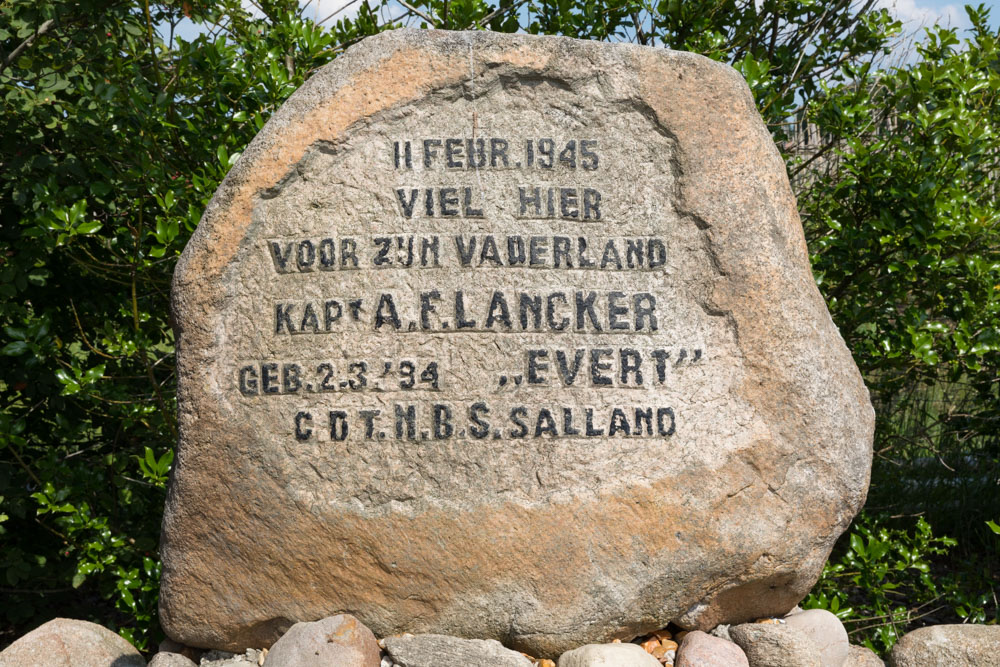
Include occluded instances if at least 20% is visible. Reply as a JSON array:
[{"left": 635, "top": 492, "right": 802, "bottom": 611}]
[
  {"left": 783, "top": 609, "right": 849, "bottom": 667},
  {"left": 201, "top": 649, "right": 264, "bottom": 665},
  {"left": 557, "top": 643, "right": 662, "bottom": 667},
  {"left": 159, "top": 639, "right": 204, "bottom": 662},
  {"left": 846, "top": 645, "right": 884, "bottom": 666},
  {"left": 675, "top": 630, "right": 749, "bottom": 667},
  {"left": 888, "top": 624, "right": 1000, "bottom": 667},
  {"left": 0, "top": 617, "right": 145, "bottom": 667},
  {"left": 730, "top": 622, "right": 822, "bottom": 667},
  {"left": 262, "top": 615, "right": 379, "bottom": 667},
  {"left": 709, "top": 625, "right": 732, "bottom": 642},
  {"left": 382, "top": 634, "right": 531, "bottom": 667},
  {"left": 150, "top": 653, "right": 198, "bottom": 667}
]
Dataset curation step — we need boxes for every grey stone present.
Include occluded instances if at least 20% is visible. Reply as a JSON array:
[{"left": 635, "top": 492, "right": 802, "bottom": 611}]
[
  {"left": 160, "top": 28, "right": 873, "bottom": 657},
  {"left": 382, "top": 634, "right": 531, "bottom": 667},
  {"left": 200, "top": 649, "right": 262, "bottom": 666},
  {"left": 889, "top": 624, "right": 1000, "bottom": 667},
  {"left": 676, "top": 630, "right": 749, "bottom": 666},
  {"left": 730, "top": 623, "right": 822, "bottom": 667},
  {"left": 0, "top": 618, "right": 145, "bottom": 667},
  {"left": 557, "top": 643, "right": 661, "bottom": 667},
  {"left": 783, "top": 609, "right": 849, "bottom": 667},
  {"left": 263, "top": 615, "right": 380, "bottom": 667},
  {"left": 710, "top": 625, "right": 733, "bottom": 642},
  {"left": 846, "top": 645, "right": 884, "bottom": 666},
  {"left": 160, "top": 638, "right": 204, "bottom": 662},
  {"left": 151, "top": 654, "right": 199, "bottom": 667}
]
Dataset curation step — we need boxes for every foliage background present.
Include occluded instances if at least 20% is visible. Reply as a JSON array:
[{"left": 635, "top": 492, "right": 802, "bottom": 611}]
[{"left": 1, "top": 0, "right": 997, "bottom": 655}]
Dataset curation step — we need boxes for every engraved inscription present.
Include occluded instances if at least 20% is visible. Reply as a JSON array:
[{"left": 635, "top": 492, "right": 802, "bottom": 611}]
[{"left": 229, "top": 115, "right": 723, "bottom": 453}]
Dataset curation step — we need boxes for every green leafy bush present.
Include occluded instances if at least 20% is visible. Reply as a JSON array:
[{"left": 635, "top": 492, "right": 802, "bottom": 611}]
[
  {"left": 806, "top": 513, "right": 998, "bottom": 655},
  {"left": 0, "top": 0, "right": 383, "bottom": 647}
]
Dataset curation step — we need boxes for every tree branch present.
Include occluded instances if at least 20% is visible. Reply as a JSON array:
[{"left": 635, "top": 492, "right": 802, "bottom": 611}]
[{"left": 2, "top": 18, "right": 56, "bottom": 72}]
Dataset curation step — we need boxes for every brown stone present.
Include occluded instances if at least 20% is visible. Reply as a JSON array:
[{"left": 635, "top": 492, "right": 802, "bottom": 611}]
[
  {"left": 160, "top": 29, "right": 873, "bottom": 657},
  {"left": 0, "top": 618, "right": 145, "bottom": 667}
]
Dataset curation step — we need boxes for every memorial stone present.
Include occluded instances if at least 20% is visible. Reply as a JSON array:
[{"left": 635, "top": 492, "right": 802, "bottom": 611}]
[{"left": 160, "top": 29, "right": 874, "bottom": 657}]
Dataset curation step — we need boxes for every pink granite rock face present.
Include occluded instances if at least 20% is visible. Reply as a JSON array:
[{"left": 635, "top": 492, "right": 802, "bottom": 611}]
[
  {"left": 159, "top": 29, "right": 874, "bottom": 657},
  {"left": 262, "top": 615, "right": 380, "bottom": 667},
  {"left": 676, "top": 630, "right": 749, "bottom": 667}
]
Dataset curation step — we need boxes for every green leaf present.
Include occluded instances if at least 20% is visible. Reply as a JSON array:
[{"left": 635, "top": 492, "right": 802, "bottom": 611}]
[
  {"left": 850, "top": 533, "right": 866, "bottom": 558},
  {"left": 75, "top": 221, "right": 102, "bottom": 235},
  {"left": 1, "top": 341, "right": 29, "bottom": 356}
]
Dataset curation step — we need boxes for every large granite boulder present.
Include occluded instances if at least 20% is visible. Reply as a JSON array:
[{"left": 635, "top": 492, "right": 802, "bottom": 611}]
[{"left": 159, "top": 29, "right": 873, "bottom": 656}]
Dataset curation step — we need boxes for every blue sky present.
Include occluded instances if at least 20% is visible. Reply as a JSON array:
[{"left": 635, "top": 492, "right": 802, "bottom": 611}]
[
  {"left": 167, "top": 0, "right": 999, "bottom": 46},
  {"left": 877, "top": 0, "right": 999, "bottom": 32},
  {"left": 295, "top": 0, "right": 1000, "bottom": 30}
]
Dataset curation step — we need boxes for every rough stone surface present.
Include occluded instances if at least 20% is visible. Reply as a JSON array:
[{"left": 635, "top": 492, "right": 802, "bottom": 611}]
[
  {"left": 199, "top": 649, "right": 263, "bottom": 666},
  {"left": 160, "top": 638, "right": 204, "bottom": 662},
  {"left": 160, "top": 28, "right": 874, "bottom": 656},
  {"left": 557, "top": 643, "right": 662, "bottom": 667},
  {"left": 0, "top": 618, "right": 145, "bottom": 667},
  {"left": 846, "top": 645, "right": 884, "bottom": 666},
  {"left": 150, "top": 654, "right": 199, "bottom": 667},
  {"left": 263, "top": 615, "right": 379, "bottom": 667},
  {"left": 676, "top": 630, "right": 749, "bottom": 666},
  {"left": 382, "top": 634, "right": 531, "bottom": 667},
  {"left": 888, "top": 624, "right": 1000, "bottom": 667},
  {"left": 710, "top": 625, "right": 732, "bottom": 642},
  {"left": 783, "top": 609, "right": 849, "bottom": 667},
  {"left": 730, "top": 623, "right": 822, "bottom": 667}
]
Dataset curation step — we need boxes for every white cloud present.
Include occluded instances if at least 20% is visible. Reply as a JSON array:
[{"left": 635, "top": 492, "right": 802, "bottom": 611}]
[
  {"left": 306, "top": 0, "right": 364, "bottom": 23},
  {"left": 239, "top": 0, "right": 362, "bottom": 23},
  {"left": 876, "top": 0, "right": 968, "bottom": 31}
]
